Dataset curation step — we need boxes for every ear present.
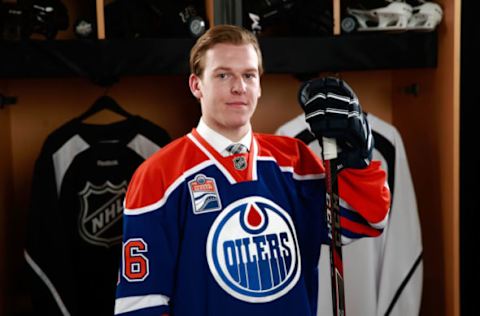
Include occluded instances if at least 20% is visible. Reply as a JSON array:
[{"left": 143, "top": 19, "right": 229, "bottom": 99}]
[{"left": 189, "top": 74, "right": 203, "bottom": 99}]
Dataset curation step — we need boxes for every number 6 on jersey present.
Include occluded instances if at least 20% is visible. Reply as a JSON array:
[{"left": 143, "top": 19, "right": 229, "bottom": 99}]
[{"left": 123, "top": 238, "right": 149, "bottom": 282}]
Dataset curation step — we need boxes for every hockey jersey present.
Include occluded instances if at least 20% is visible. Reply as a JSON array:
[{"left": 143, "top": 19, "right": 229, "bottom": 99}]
[
  {"left": 275, "top": 113, "right": 423, "bottom": 316},
  {"left": 114, "top": 128, "right": 390, "bottom": 316},
  {"left": 24, "top": 115, "right": 171, "bottom": 316}
]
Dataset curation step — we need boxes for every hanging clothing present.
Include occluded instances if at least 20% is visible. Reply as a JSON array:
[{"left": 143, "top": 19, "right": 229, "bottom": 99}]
[
  {"left": 275, "top": 113, "right": 423, "bottom": 316},
  {"left": 25, "top": 115, "right": 171, "bottom": 316}
]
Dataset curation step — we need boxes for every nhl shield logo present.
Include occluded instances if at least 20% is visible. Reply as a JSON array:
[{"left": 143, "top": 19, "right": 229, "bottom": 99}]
[
  {"left": 232, "top": 156, "right": 247, "bottom": 170},
  {"left": 189, "top": 174, "right": 222, "bottom": 214},
  {"left": 206, "top": 196, "right": 301, "bottom": 303},
  {"left": 78, "top": 181, "right": 127, "bottom": 247}
]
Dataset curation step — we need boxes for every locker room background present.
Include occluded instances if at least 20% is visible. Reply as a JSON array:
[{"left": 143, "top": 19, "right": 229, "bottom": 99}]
[
  {"left": 0, "top": 0, "right": 460, "bottom": 315},
  {"left": 460, "top": 1, "right": 477, "bottom": 315}
]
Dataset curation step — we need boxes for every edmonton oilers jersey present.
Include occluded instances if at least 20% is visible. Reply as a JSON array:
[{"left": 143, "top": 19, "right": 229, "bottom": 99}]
[{"left": 114, "top": 128, "right": 390, "bottom": 316}]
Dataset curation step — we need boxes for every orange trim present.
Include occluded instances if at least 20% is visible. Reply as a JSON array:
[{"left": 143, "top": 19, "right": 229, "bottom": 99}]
[
  {"left": 341, "top": 217, "right": 382, "bottom": 237},
  {"left": 125, "top": 135, "right": 209, "bottom": 209},
  {"left": 191, "top": 129, "right": 255, "bottom": 182}
]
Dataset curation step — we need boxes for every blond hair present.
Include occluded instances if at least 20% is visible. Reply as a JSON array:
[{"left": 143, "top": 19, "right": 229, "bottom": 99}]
[{"left": 189, "top": 24, "right": 264, "bottom": 77}]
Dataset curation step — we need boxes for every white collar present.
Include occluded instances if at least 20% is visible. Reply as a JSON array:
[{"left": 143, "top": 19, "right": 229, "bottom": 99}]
[{"left": 196, "top": 118, "right": 252, "bottom": 156}]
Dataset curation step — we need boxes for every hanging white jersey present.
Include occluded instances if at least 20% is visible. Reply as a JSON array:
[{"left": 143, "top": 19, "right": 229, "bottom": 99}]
[
  {"left": 275, "top": 113, "right": 423, "bottom": 316},
  {"left": 24, "top": 115, "right": 171, "bottom": 316}
]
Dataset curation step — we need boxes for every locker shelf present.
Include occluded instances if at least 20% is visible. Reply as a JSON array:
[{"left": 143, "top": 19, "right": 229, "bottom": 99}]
[{"left": 0, "top": 31, "right": 437, "bottom": 83}]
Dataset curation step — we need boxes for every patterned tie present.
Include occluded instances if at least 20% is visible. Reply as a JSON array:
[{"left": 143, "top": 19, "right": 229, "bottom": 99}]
[{"left": 226, "top": 143, "right": 248, "bottom": 155}]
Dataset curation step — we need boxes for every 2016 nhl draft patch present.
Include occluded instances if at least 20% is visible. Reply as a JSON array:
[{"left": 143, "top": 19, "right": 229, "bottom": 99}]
[
  {"left": 206, "top": 196, "right": 301, "bottom": 303},
  {"left": 189, "top": 174, "right": 222, "bottom": 214}
]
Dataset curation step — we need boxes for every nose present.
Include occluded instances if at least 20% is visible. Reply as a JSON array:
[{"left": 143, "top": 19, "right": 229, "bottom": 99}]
[{"left": 231, "top": 77, "right": 247, "bottom": 95}]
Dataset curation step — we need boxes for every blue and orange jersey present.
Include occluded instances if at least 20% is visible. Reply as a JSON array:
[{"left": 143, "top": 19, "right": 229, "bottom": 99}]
[{"left": 115, "top": 129, "right": 390, "bottom": 316}]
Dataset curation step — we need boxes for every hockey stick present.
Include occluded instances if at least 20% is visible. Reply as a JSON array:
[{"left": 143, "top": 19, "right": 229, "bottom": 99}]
[{"left": 322, "top": 136, "right": 346, "bottom": 316}]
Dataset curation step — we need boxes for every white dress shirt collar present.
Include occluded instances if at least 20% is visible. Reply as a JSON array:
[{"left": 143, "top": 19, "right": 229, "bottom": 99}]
[{"left": 196, "top": 119, "right": 252, "bottom": 156}]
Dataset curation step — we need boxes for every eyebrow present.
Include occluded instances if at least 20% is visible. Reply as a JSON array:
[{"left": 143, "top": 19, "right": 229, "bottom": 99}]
[{"left": 213, "top": 67, "right": 258, "bottom": 73}]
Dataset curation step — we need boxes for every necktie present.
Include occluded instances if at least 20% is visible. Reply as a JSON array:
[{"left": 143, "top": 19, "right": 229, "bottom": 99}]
[{"left": 226, "top": 143, "right": 248, "bottom": 155}]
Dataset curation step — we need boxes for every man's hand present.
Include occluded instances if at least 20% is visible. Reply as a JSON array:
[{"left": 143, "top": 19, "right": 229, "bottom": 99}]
[{"left": 298, "top": 76, "right": 373, "bottom": 170}]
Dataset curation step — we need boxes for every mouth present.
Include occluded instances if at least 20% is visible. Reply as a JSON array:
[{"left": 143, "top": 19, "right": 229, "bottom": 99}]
[{"left": 226, "top": 101, "right": 248, "bottom": 106}]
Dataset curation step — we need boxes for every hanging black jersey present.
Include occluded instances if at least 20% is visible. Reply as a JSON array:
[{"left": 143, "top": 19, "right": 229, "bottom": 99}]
[
  {"left": 276, "top": 113, "right": 423, "bottom": 316},
  {"left": 24, "top": 115, "right": 171, "bottom": 316}
]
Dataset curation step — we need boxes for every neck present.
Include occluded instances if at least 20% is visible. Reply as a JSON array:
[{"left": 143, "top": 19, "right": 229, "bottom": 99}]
[
  {"left": 203, "top": 119, "right": 250, "bottom": 142},
  {"left": 216, "top": 126, "right": 249, "bottom": 142}
]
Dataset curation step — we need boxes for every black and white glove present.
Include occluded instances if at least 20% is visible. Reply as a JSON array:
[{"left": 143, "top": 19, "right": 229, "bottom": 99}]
[{"left": 298, "top": 76, "right": 373, "bottom": 170}]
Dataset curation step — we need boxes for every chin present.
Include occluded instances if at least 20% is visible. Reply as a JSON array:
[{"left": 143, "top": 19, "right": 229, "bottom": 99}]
[{"left": 224, "top": 120, "right": 248, "bottom": 131}]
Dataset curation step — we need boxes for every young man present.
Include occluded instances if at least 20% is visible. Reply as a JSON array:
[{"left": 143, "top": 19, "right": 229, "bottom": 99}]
[{"left": 114, "top": 24, "right": 390, "bottom": 316}]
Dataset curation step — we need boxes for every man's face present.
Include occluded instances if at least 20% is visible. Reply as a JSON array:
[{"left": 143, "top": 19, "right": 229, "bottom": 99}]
[{"left": 189, "top": 43, "right": 261, "bottom": 139}]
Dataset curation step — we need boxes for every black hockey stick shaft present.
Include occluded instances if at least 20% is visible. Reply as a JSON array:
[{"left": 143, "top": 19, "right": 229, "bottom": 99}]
[{"left": 322, "top": 137, "right": 346, "bottom": 316}]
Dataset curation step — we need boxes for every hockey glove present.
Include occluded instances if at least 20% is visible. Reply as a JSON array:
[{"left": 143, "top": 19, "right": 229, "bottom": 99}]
[{"left": 298, "top": 76, "right": 373, "bottom": 170}]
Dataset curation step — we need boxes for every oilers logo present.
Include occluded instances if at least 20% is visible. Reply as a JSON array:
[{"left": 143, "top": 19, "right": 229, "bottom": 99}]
[{"left": 206, "top": 196, "right": 301, "bottom": 303}]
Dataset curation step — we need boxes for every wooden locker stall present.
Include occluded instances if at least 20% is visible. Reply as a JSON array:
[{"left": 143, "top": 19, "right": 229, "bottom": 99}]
[
  {"left": 391, "top": 1, "right": 460, "bottom": 314},
  {"left": 2, "top": 76, "right": 202, "bottom": 315},
  {"left": 250, "top": 0, "right": 461, "bottom": 314},
  {"left": 0, "top": 0, "right": 459, "bottom": 315},
  {"left": 0, "top": 79, "right": 13, "bottom": 316}
]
